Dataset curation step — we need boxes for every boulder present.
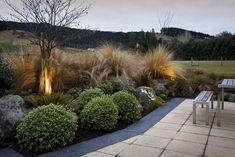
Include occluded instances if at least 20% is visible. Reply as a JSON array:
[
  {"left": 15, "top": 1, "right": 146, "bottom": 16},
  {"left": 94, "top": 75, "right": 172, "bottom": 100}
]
[
  {"left": 0, "top": 95, "right": 26, "bottom": 140},
  {"left": 136, "top": 86, "right": 156, "bottom": 112},
  {"left": 228, "top": 93, "right": 235, "bottom": 103},
  {"left": 154, "top": 83, "right": 168, "bottom": 96}
]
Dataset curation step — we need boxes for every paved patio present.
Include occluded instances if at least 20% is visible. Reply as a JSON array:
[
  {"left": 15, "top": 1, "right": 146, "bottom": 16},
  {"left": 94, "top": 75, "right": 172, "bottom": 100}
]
[{"left": 82, "top": 99, "right": 235, "bottom": 157}]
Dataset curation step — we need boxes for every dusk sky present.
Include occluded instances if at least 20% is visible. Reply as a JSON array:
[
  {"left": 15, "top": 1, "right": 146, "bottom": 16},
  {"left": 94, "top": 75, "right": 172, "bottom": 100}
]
[{"left": 1, "top": 0, "right": 235, "bottom": 35}]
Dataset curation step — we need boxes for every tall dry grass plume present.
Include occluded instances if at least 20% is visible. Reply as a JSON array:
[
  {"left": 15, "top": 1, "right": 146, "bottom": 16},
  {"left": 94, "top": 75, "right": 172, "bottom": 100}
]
[
  {"left": 96, "top": 44, "right": 140, "bottom": 78},
  {"left": 144, "top": 46, "right": 184, "bottom": 79}
]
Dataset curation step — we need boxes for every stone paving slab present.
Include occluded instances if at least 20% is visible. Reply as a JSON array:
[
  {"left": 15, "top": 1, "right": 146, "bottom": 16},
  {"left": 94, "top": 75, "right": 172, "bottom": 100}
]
[
  {"left": 118, "top": 144, "right": 163, "bottom": 157},
  {"left": 133, "top": 135, "right": 171, "bottom": 148},
  {"left": 153, "top": 122, "right": 182, "bottom": 131},
  {"left": 165, "top": 140, "right": 205, "bottom": 156},
  {"left": 205, "top": 145, "right": 235, "bottom": 157}
]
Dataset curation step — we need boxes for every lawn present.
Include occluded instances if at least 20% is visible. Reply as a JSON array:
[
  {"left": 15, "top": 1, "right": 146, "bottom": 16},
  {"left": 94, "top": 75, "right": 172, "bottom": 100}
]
[{"left": 175, "top": 60, "right": 235, "bottom": 75}]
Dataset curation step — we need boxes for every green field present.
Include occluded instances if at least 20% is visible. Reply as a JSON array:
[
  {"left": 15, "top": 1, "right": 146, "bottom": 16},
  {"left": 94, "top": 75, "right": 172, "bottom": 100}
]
[{"left": 174, "top": 61, "right": 235, "bottom": 75}]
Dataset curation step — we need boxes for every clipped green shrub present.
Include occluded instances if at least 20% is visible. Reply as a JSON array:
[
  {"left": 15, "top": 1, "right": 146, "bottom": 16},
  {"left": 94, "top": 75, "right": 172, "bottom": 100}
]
[
  {"left": 16, "top": 104, "right": 78, "bottom": 152},
  {"left": 67, "top": 87, "right": 82, "bottom": 99},
  {"left": 155, "top": 96, "right": 166, "bottom": 107},
  {"left": 26, "top": 93, "right": 79, "bottom": 111},
  {"left": 77, "top": 88, "right": 104, "bottom": 110},
  {"left": 97, "top": 81, "right": 113, "bottom": 95},
  {"left": 112, "top": 91, "right": 141, "bottom": 124},
  {"left": 80, "top": 96, "right": 118, "bottom": 131},
  {"left": 159, "top": 94, "right": 167, "bottom": 101}
]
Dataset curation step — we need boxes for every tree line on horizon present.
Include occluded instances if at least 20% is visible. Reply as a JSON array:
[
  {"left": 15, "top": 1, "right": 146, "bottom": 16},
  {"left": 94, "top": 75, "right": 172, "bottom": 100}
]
[{"left": 0, "top": 21, "right": 235, "bottom": 60}]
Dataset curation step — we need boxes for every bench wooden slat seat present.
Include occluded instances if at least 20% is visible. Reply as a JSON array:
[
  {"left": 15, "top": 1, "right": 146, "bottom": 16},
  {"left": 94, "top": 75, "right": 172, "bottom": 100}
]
[{"left": 193, "top": 91, "right": 213, "bottom": 125}]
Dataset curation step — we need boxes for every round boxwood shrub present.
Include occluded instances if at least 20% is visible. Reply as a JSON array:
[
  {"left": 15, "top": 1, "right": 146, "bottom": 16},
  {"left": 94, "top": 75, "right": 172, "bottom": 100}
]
[
  {"left": 80, "top": 96, "right": 118, "bottom": 131},
  {"left": 16, "top": 104, "right": 78, "bottom": 152},
  {"left": 112, "top": 91, "right": 141, "bottom": 124},
  {"left": 77, "top": 88, "right": 104, "bottom": 110}
]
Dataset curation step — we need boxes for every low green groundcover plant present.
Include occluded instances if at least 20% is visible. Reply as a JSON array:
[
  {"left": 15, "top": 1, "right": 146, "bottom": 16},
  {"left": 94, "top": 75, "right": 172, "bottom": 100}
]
[
  {"left": 159, "top": 94, "right": 167, "bottom": 101},
  {"left": 77, "top": 88, "right": 104, "bottom": 110},
  {"left": 112, "top": 91, "right": 141, "bottom": 124},
  {"left": 155, "top": 96, "right": 166, "bottom": 107},
  {"left": 26, "top": 93, "right": 79, "bottom": 111},
  {"left": 80, "top": 96, "right": 118, "bottom": 131},
  {"left": 16, "top": 104, "right": 78, "bottom": 152}
]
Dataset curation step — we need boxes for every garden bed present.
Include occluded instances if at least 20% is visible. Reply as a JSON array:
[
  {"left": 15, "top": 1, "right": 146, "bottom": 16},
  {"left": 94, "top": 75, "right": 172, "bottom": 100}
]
[{"left": 5, "top": 108, "right": 155, "bottom": 157}]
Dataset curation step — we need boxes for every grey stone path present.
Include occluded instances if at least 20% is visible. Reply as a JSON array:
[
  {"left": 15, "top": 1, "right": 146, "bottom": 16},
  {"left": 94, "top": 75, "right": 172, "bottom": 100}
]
[{"left": 82, "top": 99, "right": 235, "bottom": 157}]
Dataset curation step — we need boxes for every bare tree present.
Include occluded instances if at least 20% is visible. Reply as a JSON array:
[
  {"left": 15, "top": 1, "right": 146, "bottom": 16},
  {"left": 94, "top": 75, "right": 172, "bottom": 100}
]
[
  {"left": 157, "top": 11, "right": 174, "bottom": 35},
  {"left": 3, "top": 0, "right": 90, "bottom": 94}
]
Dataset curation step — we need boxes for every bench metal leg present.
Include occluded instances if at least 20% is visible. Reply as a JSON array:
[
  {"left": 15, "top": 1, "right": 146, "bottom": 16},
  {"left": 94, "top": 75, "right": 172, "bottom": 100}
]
[
  {"left": 211, "top": 97, "right": 214, "bottom": 109},
  {"left": 193, "top": 102, "right": 196, "bottom": 124},
  {"left": 206, "top": 104, "right": 209, "bottom": 125},
  {"left": 217, "top": 94, "right": 221, "bottom": 126},
  {"left": 222, "top": 88, "right": 224, "bottom": 110},
  {"left": 201, "top": 104, "right": 204, "bottom": 108}
]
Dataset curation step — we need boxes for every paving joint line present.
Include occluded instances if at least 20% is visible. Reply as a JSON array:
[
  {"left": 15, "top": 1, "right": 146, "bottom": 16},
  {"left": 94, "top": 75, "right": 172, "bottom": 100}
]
[
  {"left": 159, "top": 109, "right": 192, "bottom": 157},
  {"left": 202, "top": 111, "right": 216, "bottom": 157}
]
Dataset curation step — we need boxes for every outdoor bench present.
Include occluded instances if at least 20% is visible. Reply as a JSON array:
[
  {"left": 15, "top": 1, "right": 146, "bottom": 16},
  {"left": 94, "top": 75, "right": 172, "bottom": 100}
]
[{"left": 193, "top": 91, "right": 213, "bottom": 125}]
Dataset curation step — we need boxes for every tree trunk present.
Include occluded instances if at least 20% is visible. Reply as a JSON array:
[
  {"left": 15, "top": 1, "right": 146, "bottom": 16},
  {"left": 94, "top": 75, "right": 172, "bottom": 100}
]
[{"left": 39, "top": 59, "right": 52, "bottom": 94}]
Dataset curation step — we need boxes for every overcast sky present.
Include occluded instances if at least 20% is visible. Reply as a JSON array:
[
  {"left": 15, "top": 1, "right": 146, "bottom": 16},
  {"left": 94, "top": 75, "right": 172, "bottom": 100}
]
[{"left": 1, "top": 0, "right": 235, "bottom": 35}]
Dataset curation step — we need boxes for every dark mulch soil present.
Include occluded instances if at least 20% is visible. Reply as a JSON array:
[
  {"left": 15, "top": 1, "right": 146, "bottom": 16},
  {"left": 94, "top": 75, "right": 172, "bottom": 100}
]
[{"left": 1, "top": 109, "right": 154, "bottom": 157}]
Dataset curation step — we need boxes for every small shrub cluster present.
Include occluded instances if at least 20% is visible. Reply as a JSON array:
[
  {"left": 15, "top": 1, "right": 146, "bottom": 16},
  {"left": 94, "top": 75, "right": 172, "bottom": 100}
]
[
  {"left": 67, "top": 87, "right": 82, "bottom": 99},
  {"left": 167, "top": 78, "right": 194, "bottom": 97},
  {"left": 97, "top": 80, "right": 124, "bottom": 95},
  {"left": 80, "top": 96, "right": 118, "bottom": 131},
  {"left": 112, "top": 91, "right": 141, "bottom": 124},
  {"left": 97, "top": 81, "right": 113, "bottom": 95},
  {"left": 77, "top": 88, "right": 104, "bottom": 110},
  {"left": 16, "top": 104, "right": 78, "bottom": 152}
]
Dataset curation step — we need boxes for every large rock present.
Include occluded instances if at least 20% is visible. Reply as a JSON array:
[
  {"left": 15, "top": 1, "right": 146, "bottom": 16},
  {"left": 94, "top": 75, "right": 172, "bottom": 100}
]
[
  {"left": 154, "top": 83, "right": 168, "bottom": 96},
  {"left": 0, "top": 95, "right": 26, "bottom": 140},
  {"left": 136, "top": 86, "right": 156, "bottom": 112},
  {"left": 228, "top": 93, "right": 235, "bottom": 102}
]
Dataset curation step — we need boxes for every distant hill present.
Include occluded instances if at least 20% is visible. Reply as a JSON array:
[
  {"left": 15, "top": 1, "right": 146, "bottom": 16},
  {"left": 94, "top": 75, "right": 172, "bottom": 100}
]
[
  {"left": 161, "top": 27, "right": 212, "bottom": 39},
  {"left": 0, "top": 21, "right": 213, "bottom": 50}
]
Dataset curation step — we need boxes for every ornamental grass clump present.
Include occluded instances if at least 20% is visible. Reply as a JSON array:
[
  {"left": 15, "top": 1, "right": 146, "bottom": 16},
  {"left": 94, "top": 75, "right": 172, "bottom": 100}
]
[
  {"left": 97, "top": 44, "right": 140, "bottom": 78},
  {"left": 112, "top": 91, "right": 141, "bottom": 124},
  {"left": 144, "top": 46, "right": 183, "bottom": 79},
  {"left": 16, "top": 104, "right": 78, "bottom": 152},
  {"left": 80, "top": 96, "right": 118, "bottom": 131}
]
